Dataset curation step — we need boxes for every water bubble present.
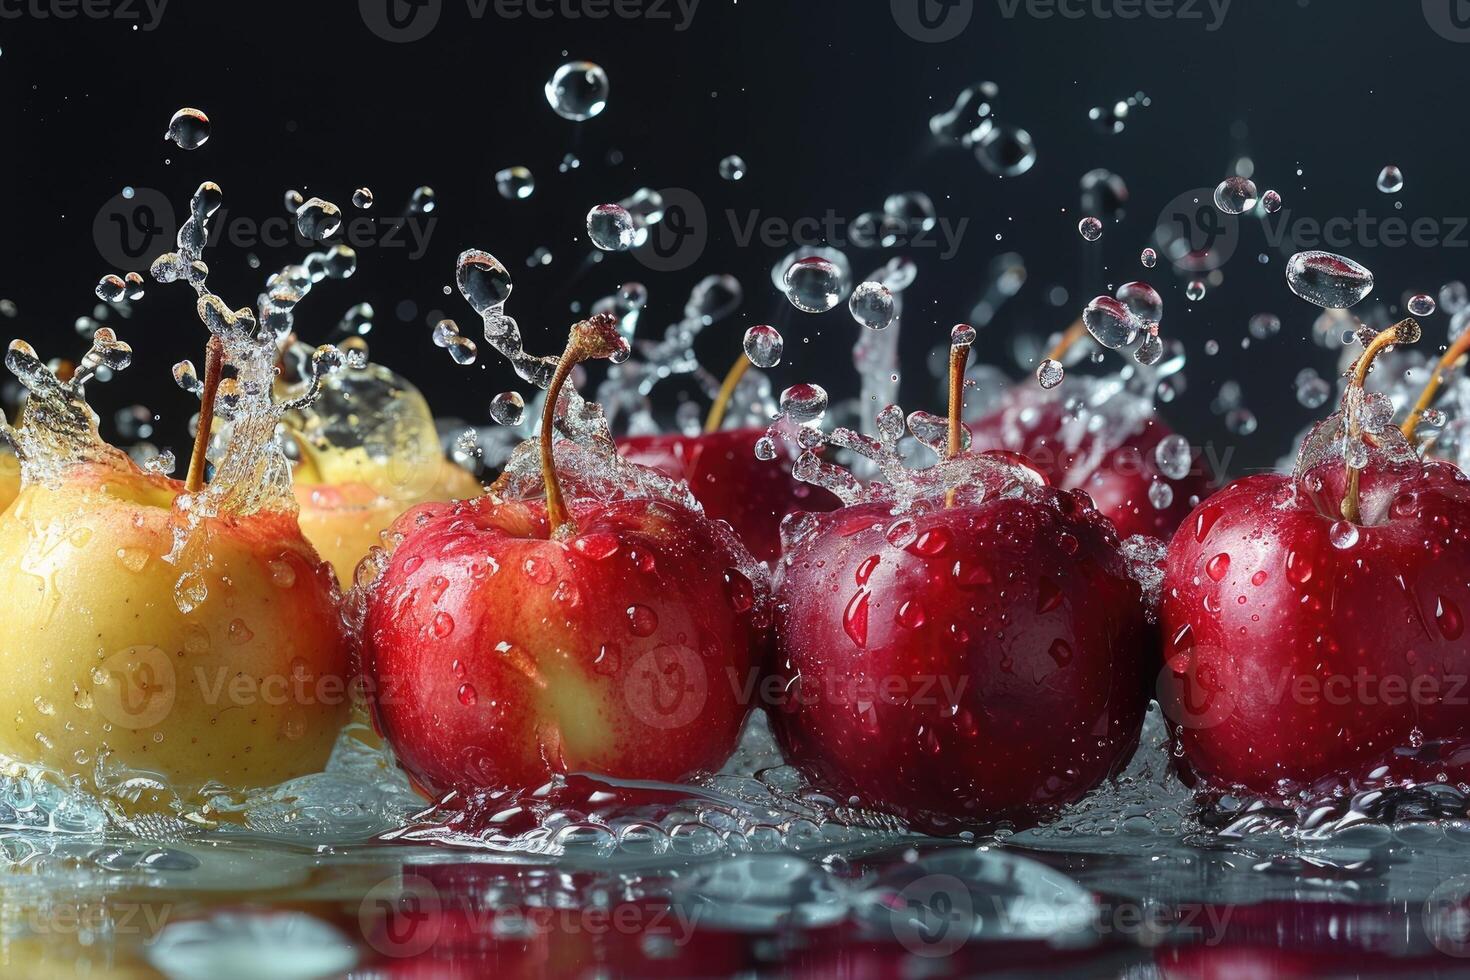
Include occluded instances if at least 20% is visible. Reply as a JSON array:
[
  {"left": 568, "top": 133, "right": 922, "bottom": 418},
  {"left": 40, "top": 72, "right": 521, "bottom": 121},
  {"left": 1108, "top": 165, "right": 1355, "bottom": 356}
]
[
  {"left": 1140, "top": 247, "right": 1157, "bottom": 268},
  {"left": 545, "top": 60, "right": 609, "bottom": 121},
  {"left": 1409, "top": 294, "right": 1438, "bottom": 317},
  {"left": 1248, "top": 313, "right": 1281, "bottom": 339},
  {"left": 164, "top": 108, "right": 210, "bottom": 150},
  {"left": 783, "top": 256, "right": 843, "bottom": 313},
  {"left": 779, "top": 383, "right": 828, "bottom": 423},
  {"left": 1148, "top": 481, "right": 1174, "bottom": 510},
  {"left": 930, "top": 81, "right": 998, "bottom": 144},
  {"left": 718, "top": 154, "right": 747, "bottom": 181},
  {"left": 586, "top": 204, "right": 636, "bottom": 251},
  {"left": 1083, "top": 295, "right": 1140, "bottom": 349},
  {"left": 490, "top": 391, "right": 525, "bottom": 426},
  {"left": 95, "top": 274, "right": 128, "bottom": 303},
  {"left": 884, "top": 192, "right": 937, "bottom": 233},
  {"left": 975, "top": 125, "right": 1036, "bottom": 177},
  {"left": 1225, "top": 408, "right": 1257, "bottom": 436},
  {"left": 1361, "top": 391, "right": 1394, "bottom": 433},
  {"left": 1116, "top": 281, "right": 1163, "bottom": 324},
  {"left": 1440, "top": 281, "right": 1470, "bottom": 315},
  {"left": 351, "top": 187, "right": 374, "bottom": 209},
  {"left": 1295, "top": 369, "right": 1331, "bottom": 408},
  {"left": 951, "top": 323, "right": 977, "bottom": 347},
  {"left": 849, "top": 281, "right": 896, "bottom": 330},
  {"left": 559, "top": 153, "right": 580, "bottom": 173},
  {"left": 1089, "top": 99, "right": 1130, "bottom": 135},
  {"left": 1262, "top": 189, "right": 1283, "bottom": 213},
  {"left": 1036, "top": 358, "right": 1064, "bottom": 389},
  {"left": 1286, "top": 251, "right": 1375, "bottom": 308},
  {"left": 1329, "top": 520, "right": 1360, "bottom": 549},
  {"left": 1377, "top": 165, "right": 1404, "bottom": 194},
  {"left": 1155, "top": 434, "right": 1192, "bottom": 479},
  {"left": 295, "top": 198, "right": 342, "bottom": 240},
  {"left": 446, "top": 338, "right": 478, "bottom": 365},
  {"left": 754, "top": 436, "right": 777, "bottom": 461},
  {"left": 1134, "top": 332, "right": 1164, "bottom": 366},
  {"left": 495, "top": 166, "right": 535, "bottom": 201},
  {"left": 1213, "top": 176, "right": 1258, "bottom": 214},
  {"left": 1186, "top": 280, "right": 1207, "bottom": 301},
  {"left": 1076, "top": 216, "right": 1103, "bottom": 242},
  {"left": 1080, "top": 168, "right": 1129, "bottom": 219},
  {"left": 409, "top": 186, "right": 437, "bottom": 214},
  {"left": 283, "top": 189, "right": 304, "bottom": 213},
  {"left": 743, "top": 325, "right": 783, "bottom": 368},
  {"left": 456, "top": 250, "right": 513, "bottom": 313}
]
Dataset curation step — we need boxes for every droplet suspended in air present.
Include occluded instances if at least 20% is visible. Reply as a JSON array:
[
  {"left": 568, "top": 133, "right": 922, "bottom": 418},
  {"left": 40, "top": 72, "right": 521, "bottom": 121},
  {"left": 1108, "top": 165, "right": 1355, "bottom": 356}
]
[
  {"left": 1185, "top": 280, "right": 1207, "bottom": 301},
  {"left": 495, "top": 166, "right": 535, "bottom": 201},
  {"left": 409, "top": 186, "right": 437, "bottom": 214},
  {"left": 1213, "top": 176, "right": 1258, "bottom": 215},
  {"left": 1036, "top": 358, "right": 1064, "bottom": 389},
  {"left": 779, "top": 383, "right": 829, "bottom": 423},
  {"left": 1140, "top": 247, "right": 1157, "bottom": 269},
  {"left": 1376, "top": 165, "right": 1404, "bottom": 194},
  {"left": 1077, "top": 216, "right": 1103, "bottom": 241},
  {"left": 545, "top": 60, "right": 609, "bottom": 121},
  {"left": 1116, "top": 281, "right": 1163, "bottom": 324},
  {"left": 1408, "top": 294, "right": 1437, "bottom": 317},
  {"left": 1082, "top": 295, "right": 1140, "bottom": 349},
  {"left": 950, "top": 323, "right": 977, "bottom": 347},
  {"left": 849, "top": 281, "right": 896, "bottom": 330},
  {"left": 1134, "top": 332, "right": 1164, "bottom": 365},
  {"left": 164, "top": 108, "right": 210, "bottom": 150},
  {"left": 1247, "top": 313, "right": 1281, "bottom": 339},
  {"left": 718, "top": 155, "right": 747, "bottom": 181},
  {"left": 586, "top": 204, "right": 636, "bottom": 251},
  {"left": 352, "top": 187, "right": 374, "bottom": 209},
  {"left": 783, "top": 256, "right": 843, "bottom": 313},
  {"left": 743, "top": 325, "right": 783, "bottom": 368},
  {"left": 490, "top": 391, "right": 525, "bottom": 426},
  {"left": 95, "top": 274, "right": 128, "bottom": 303},
  {"left": 1155, "top": 434, "right": 1192, "bottom": 480},
  {"left": 975, "top": 125, "right": 1036, "bottom": 177},
  {"left": 1261, "top": 189, "right": 1282, "bottom": 213},
  {"left": 456, "top": 250, "right": 513, "bottom": 314},
  {"left": 1286, "top": 251, "right": 1375, "bottom": 308},
  {"left": 296, "top": 198, "right": 342, "bottom": 240}
]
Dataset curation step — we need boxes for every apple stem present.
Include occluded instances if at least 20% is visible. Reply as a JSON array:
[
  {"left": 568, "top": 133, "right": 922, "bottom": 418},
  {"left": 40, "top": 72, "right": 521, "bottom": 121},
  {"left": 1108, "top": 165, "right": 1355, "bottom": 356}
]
[
  {"left": 1401, "top": 330, "right": 1470, "bottom": 442},
  {"left": 185, "top": 336, "right": 224, "bottom": 494},
  {"left": 539, "top": 314, "right": 630, "bottom": 538},
  {"left": 703, "top": 355, "right": 752, "bottom": 434},
  {"left": 1044, "top": 317, "right": 1087, "bottom": 365},
  {"left": 1341, "top": 318, "right": 1420, "bottom": 524},
  {"left": 945, "top": 335, "right": 973, "bottom": 508}
]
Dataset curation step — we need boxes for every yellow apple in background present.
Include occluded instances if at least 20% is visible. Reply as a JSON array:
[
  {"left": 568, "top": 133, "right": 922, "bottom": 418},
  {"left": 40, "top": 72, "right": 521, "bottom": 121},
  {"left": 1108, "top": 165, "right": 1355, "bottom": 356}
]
[
  {"left": 0, "top": 451, "right": 19, "bottom": 512},
  {"left": 284, "top": 354, "right": 482, "bottom": 588},
  {"left": 0, "top": 460, "right": 351, "bottom": 802}
]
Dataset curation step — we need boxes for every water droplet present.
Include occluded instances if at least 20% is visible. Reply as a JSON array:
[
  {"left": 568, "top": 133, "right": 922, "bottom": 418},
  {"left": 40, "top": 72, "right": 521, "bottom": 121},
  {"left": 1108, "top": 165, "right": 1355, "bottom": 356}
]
[
  {"left": 1409, "top": 294, "right": 1437, "bottom": 317},
  {"left": 1186, "top": 280, "right": 1207, "bottom": 301},
  {"left": 268, "top": 559, "right": 297, "bottom": 588},
  {"left": 849, "top": 281, "right": 896, "bottom": 330},
  {"left": 351, "top": 187, "right": 374, "bottom": 209},
  {"left": 1329, "top": 520, "right": 1360, "bottom": 550},
  {"left": 1206, "top": 553, "right": 1230, "bottom": 582},
  {"left": 545, "top": 60, "right": 609, "bottom": 121},
  {"left": 843, "top": 591, "right": 870, "bottom": 648},
  {"left": 895, "top": 599, "right": 927, "bottom": 630},
  {"left": 718, "top": 154, "right": 747, "bottom": 181},
  {"left": 1377, "top": 165, "right": 1404, "bottom": 194},
  {"left": 626, "top": 604, "right": 659, "bottom": 637},
  {"left": 228, "top": 619, "right": 255, "bottom": 645},
  {"left": 490, "top": 391, "right": 526, "bottom": 426},
  {"left": 1077, "top": 216, "right": 1103, "bottom": 242},
  {"left": 1286, "top": 251, "right": 1375, "bottom": 308},
  {"left": 495, "top": 166, "right": 535, "bottom": 201},
  {"left": 754, "top": 436, "right": 777, "bottom": 461},
  {"left": 1140, "top": 247, "right": 1157, "bottom": 268},
  {"left": 1134, "top": 332, "right": 1164, "bottom": 366},
  {"left": 1437, "top": 596, "right": 1464, "bottom": 641},
  {"left": 458, "top": 683, "right": 478, "bottom": 706},
  {"left": 975, "top": 125, "right": 1036, "bottom": 176},
  {"left": 295, "top": 198, "right": 342, "bottom": 241},
  {"left": 723, "top": 569, "right": 754, "bottom": 613},
  {"left": 743, "top": 324, "right": 783, "bottom": 368},
  {"left": 587, "top": 204, "right": 635, "bottom": 251},
  {"left": 1036, "top": 358, "right": 1065, "bottom": 389},
  {"left": 1116, "top": 281, "right": 1163, "bottom": 324},
  {"left": 1262, "top": 189, "right": 1283, "bottom": 212},
  {"left": 1248, "top": 313, "right": 1281, "bottom": 339},
  {"left": 1083, "top": 296, "right": 1140, "bottom": 349},
  {"left": 95, "top": 274, "right": 128, "bottom": 303},
  {"left": 1048, "top": 638, "right": 1073, "bottom": 666},
  {"left": 409, "top": 186, "right": 437, "bottom": 214},
  {"left": 783, "top": 256, "right": 843, "bottom": 313},
  {"left": 1213, "top": 176, "right": 1258, "bottom": 214},
  {"left": 779, "top": 383, "right": 828, "bottom": 423},
  {"left": 1295, "top": 370, "right": 1331, "bottom": 408},
  {"left": 164, "top": 107, "right": 210, "bottom": 150},
  {"left": 1155, "top": 434, "right": 1193, "bottom": 479}
]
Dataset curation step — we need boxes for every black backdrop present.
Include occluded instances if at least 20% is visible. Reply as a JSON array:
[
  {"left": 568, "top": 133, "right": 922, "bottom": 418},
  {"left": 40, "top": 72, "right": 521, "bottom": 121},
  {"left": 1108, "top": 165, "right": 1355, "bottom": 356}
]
[{"left": 0, "top": 0, "right": 1466, "bottom": 474}]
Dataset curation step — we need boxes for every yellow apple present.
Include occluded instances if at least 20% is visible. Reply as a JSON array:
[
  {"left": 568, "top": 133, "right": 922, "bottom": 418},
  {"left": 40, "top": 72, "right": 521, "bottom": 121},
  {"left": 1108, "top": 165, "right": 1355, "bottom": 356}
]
[
  {"left": 0, "top": 460, "right": 351, "bottom": 801},
  {"left": 0, "top": 451, "right": 18, "bottom": 512}
]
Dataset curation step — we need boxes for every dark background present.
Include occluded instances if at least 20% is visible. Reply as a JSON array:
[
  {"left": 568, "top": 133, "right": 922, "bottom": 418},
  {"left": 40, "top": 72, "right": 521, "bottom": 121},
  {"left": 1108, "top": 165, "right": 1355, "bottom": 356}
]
[{"left": 0, "top": 0, "right": 1465, "bottom": 474}]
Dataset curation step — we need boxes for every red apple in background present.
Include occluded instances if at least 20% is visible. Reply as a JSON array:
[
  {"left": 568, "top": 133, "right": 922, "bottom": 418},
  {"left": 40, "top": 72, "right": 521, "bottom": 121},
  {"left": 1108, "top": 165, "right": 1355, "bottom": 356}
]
[
  {"left": 1157, "top": 318, "right": 1470, "bottom": 798},
  {"left": 618, "top": 426, "right": 839, "bottom": 563},
  {"left": 359, "top": 315, "right": 767, "bottom": 799}
]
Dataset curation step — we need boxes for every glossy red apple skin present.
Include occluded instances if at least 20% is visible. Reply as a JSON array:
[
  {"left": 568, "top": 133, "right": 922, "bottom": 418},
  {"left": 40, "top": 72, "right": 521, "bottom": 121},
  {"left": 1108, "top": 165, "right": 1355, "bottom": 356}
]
[
  {"left": 970, "top": 388, "right": 1214, "bottom": 540},
  {"left": 1159, "top": 457, "right": 1470, "bottom": 799},
  {"left": 360, "top": 493, "right": 766, "bottom": 799},
  {"left": 618, "top": 428, "right": 839, "bottom": 563},
  {"left": 768, "top": 479, "right": 1154, "bottom": 834}
]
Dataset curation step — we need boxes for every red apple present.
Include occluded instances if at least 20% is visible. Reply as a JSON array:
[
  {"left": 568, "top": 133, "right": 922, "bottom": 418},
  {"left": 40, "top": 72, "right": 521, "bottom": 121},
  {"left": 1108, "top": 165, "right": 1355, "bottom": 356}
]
[
  {"left": 359, "top": 314, "right": 767, "bottom": 799},
  {"left": 768, "top": 453, "right": 1153, "bottom": 834},
  {"left": 970, "top": 383, "right": 1214, "bottom": 540},
  {"left": 618, "top": 427, "right": 839, "bottom": 563}
]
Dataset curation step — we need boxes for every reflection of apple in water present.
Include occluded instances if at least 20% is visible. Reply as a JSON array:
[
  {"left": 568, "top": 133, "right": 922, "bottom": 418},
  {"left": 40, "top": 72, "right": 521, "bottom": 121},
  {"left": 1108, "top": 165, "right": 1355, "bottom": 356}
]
[{"left": 361, "top": 315, "right": 767, "bottom": 799}]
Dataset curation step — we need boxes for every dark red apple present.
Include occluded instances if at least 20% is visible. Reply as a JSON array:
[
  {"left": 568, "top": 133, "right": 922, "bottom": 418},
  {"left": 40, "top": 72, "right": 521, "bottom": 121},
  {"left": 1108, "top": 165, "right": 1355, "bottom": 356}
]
[
  {"left": 768, "top": 457, "right": 1154, "bottom": 834},
  {"left": 970, "top": 384, "right": 1214, "bottom": 540},
  {"left": 618, "top": 427, "right": 839, "bottom": 563}
]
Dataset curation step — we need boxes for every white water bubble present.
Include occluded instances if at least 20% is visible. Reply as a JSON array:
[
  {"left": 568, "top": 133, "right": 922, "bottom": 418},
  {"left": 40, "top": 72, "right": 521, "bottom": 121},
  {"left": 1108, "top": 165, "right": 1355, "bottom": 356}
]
[
  {"left": 95, "top": 274, "right": 128, "bottom": 303},
  {"left": 1155, "top": 434, "right": 1192, "bottom": 480},
  {"left": 849, "top": 281, "right": 896, "bottom": 330},
  {"left": 743, "top": 325, "right": 783, "bottom": 368},
  {"left": 409, "top": 186, "right": 437, "bottom": 214},
  {"left": 1134, "top": 332, "right": 1164, "bottom": 366},
  {"left": 1248, "top": 313, "right": 1281, "bottom": 339},
  {"left": 719, "top": 155, "right": 747, "bottom": 181},
  {"left": 1116, "top": 281, "right": 1163, "bottom": 324},
  {"left": 779, "top": 383, "right": 828, "bottom": 423},
  {"left": 490, "top": 391, "right": 526, "bottom": 426},
  {"left": 1078, "top": 217, "right": 1103, "bottom": 242},
  {"left": 545, "top": 61, "right": 609, "bottom": 121},
  {"left": 1409, "top": 294, "right": 1438, "bottom": 317},
  {"left": 164, "top": 108, "right": 210, "bottom": 150},
  {"left": 351, "top": 187, "right": 374, "bottom": 209},
  {"left": 951, "top": 323, "right": 977, "bottom": 347},
  {"left": 1262, "top": 189, "right": 1282, "bottom": 213},
  {"left": 1140, "top": 247, "right": 1157, "bottom": 268},
  {"left": 1329, "top": 520, "right": 1360, "bottom": 549},
  {"left": 495, "top": 167, "right": 535, "bottom": 201},
  {"left": 1036, "top": 358, "right": 1064, "bottom": 389},
  {"left": 1148, "top": 480, "right": 1174, "bottom": 510},
  {"left": 975, "top": 125, "right": 1036, "bottom": 177},
  {"left": 1213, "top": 176, "right": 1258, "bottom": 215},
  {"left": 586, "top": 204, "right": 635, "bottom": 251},
  {"left": 1287, "top": 251, "right": 1375, "bottom": 308},
  {"left": 296, "top": 198, "right": 342, "bottom": 241},
  {"left": 783, "top": 256, "right": 843, "bottom": 313},
  {"left": 1377, "top": 165, "right": 1404, "bottom": 194},
  {"left": 1295, "top": 370, "right": 1331, "bottom": 408},
  {"left": 456, "top": 250, "right": 513, "bottom": 313},
  {"left": 754, "top": 436, "right": 777, "bottom": 461},
  {"left": 1083, "top": 296, "right": 1140, "bottom": 349},
  {"left": 1185, "top": 280, "right": 1207, "bottom": 302},
  {"left": 884, "top": 192, "right": 937, "bottom": 233}
]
